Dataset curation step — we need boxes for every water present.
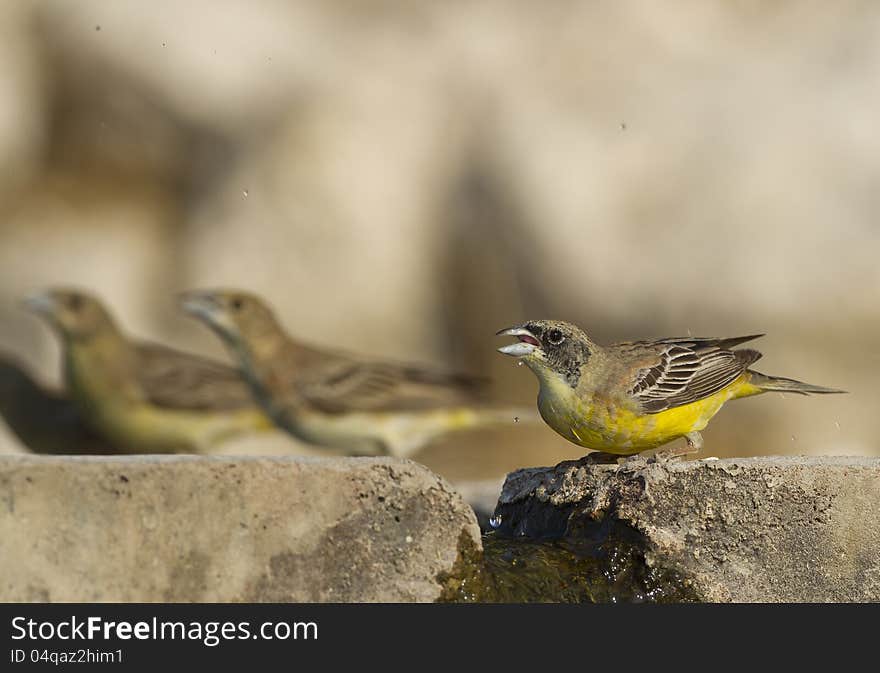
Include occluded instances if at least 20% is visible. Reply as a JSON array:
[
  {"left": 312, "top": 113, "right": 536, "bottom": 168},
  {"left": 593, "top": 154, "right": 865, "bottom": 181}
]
[{"left": 440, "top": 530, "right": 697, "bottom": 603}]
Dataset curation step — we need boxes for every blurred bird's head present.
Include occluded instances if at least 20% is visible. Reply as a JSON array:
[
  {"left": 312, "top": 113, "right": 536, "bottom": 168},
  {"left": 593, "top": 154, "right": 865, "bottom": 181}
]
[
  {"left": 23, "top": 288, "right": 116, "bottom": 341},
  {"left": 496, "top": 319, "right": 594, "bottom": 386},
  {"left": 179, "top": 289, "right": 283, "bottom": 353}
]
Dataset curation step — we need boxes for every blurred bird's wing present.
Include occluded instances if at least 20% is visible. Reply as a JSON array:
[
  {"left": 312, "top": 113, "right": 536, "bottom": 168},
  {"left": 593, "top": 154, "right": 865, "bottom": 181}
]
[
  {"left": 613, "top": 335, "right": 764, "bottom": 413},
  {"left": 135, "top": 343, "right": 258, "bottom": 411},
  {"left": 294, "top": 356, "right": 488, "bottom": 414}
]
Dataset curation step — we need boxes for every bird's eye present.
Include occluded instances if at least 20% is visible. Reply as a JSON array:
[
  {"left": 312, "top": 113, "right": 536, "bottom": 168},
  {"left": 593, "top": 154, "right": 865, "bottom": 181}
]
[
  {"left": 548, "top": 328, "right": 564, "bottom": 345},
  {"left": 231, "top": 298, "right": 243, "bottom": 311},
  {"left": 67, "top": 295, "right": 83, "bottom": 311}
]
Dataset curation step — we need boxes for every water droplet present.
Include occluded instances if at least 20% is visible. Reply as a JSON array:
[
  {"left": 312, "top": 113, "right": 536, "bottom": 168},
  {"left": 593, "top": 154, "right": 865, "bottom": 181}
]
[
  {"left": 619, "top": 122, "right": 626, "bottom": 131},
  {"left": 242, "top": 189, "right": 249, "bottom": 198},
  {"left": 405, "top": 535, "right": 413, "bottom": 544},
  {"left": 517, "top": 361, "right": 524, "bottom": 367},
  {"left": 513, "top": 416, "right": 519, "bottom": 423},
  {"left": 834, "top": 420, "right": 841, "bottom": 430},
  {"left": 162, "top": 42, "right": 167, "bottom": 47},
  {"left": 488, "top": 514, "right": 502, "bottom": 529},
  {"left": 790, "top": 435, "right": 797, "bottom": 441}
]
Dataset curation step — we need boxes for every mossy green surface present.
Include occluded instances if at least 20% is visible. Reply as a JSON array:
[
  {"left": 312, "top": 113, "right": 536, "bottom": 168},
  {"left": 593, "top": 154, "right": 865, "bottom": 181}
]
[{"left": 439, "top": 522, "right": 698, "bottom": 603}]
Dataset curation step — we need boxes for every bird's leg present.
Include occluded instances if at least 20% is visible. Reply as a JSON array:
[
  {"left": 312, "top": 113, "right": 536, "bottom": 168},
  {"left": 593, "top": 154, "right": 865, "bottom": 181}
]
[
  {"left": 685, "top": 431, "right": 703, "bottom": 454},
  {"left": 652, "top": 431, "right": 703, "bottom": 462}
]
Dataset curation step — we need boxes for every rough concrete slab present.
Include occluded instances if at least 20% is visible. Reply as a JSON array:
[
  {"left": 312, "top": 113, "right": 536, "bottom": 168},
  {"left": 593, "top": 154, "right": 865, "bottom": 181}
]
[
  {"left": 0, "top": 455, "right": 481, "bottom": 602},
  {"left": 495, "top": 455, "right": 880, "bottom": 602}
]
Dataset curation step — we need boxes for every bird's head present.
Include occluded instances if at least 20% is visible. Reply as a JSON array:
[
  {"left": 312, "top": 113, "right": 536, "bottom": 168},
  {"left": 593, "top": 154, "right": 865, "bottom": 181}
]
[
  {"left": 496, "top": 319, "right": 594, "bottom": 387},
  {"left": 23, "top": 288, "right": 116, "bottom": 341},
  {"left": 179, "top": 289, "right": 282, "bottom": 351}
]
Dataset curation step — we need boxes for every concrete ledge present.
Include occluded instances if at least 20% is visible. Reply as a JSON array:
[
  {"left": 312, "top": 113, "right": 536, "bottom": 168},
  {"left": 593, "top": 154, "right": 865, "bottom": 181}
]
[
  {"left": 495, "top": 455, "right": 880, "bottom": 602},
  {"left": 0, "top": 455, "right": 481, "bottom": 602}
]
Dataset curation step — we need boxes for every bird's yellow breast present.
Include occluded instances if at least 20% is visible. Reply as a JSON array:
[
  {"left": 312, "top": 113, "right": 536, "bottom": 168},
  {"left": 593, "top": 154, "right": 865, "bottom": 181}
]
[{"left": 537, "top": 371, "right": 756, "bottom": 455}]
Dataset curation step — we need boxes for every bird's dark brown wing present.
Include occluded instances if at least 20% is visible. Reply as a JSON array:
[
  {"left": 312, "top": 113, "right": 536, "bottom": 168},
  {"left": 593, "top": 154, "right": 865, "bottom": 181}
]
[
  {"left": 135, "top": 342, "right": 257, "bottom": 411},
  {"left": 294, "top": 355, "right": 488, "bottom": 414},
  {"left": 613, "top": 335, "right": 764, "bottom": 413},
  {"left": 625, "top": 334, "right": 765, "bottom": 351}
]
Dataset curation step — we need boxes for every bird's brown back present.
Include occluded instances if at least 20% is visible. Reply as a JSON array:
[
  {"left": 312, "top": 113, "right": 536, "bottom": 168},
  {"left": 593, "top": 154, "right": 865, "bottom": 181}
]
[
  {"left": 261, "top": 339, "right": 488, "bottom": 415},
  {"left": 603, "top": 334, "right": 764, "bottom": 413},
  {"left": 134, "top": 342, "right": 262, "bottom": 411}
]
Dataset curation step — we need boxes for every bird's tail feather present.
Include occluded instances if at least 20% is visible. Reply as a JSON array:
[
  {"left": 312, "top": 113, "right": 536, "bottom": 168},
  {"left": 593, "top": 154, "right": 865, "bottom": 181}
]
[
  {"left": 474, "top": 406, "right": 540, "bottom": 422},
  {"left": 748, "top": 370, "right": 846, "bottom": 395},
  {"left": 382, "top": 406, "right": 540, "bottom": 459}
]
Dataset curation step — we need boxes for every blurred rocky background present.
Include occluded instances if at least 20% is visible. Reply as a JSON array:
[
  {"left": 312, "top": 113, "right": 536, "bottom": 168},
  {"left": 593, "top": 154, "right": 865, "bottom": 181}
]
[{"left": 0, "top": 1, "right": 876, "bottom": 481}]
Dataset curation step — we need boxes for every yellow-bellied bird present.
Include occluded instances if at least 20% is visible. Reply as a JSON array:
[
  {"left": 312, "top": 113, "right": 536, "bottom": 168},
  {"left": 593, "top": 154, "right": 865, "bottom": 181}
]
[
  {"left": 497, "top": 320, "right": 844, "bottom": 461},
  {"left": 24, "top": 288, "right": 272, "bottom": 454},
  {"left": 180, "top": 289, "right": 531, "bottom": 457}
]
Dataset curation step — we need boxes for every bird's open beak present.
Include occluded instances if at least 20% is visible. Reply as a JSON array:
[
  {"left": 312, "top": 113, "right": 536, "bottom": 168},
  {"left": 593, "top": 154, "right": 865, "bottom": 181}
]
[
  {"left": 496, "top": 326, "right": 540, "bottom": 357},
  {"left": 179, "top": 291, "right": 235, "bottom": 332},
  {"left": 21, "top": 291, "right": 56, "bottom": 316}
]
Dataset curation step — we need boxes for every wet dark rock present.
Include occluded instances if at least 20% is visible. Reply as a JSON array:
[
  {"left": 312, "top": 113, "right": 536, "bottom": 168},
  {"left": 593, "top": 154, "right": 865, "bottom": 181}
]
[{"left": 494, "top": 455, "right": 880, "bottom": 602}]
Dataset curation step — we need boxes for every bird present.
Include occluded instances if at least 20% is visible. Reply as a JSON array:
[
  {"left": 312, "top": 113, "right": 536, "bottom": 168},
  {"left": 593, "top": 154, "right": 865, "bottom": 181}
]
[
  {"left": 496, "top": 319, "right": 845, "bottom": 461},
  {"left": 23, "top": 288, "right": 273, "bottom": 454},
  {"left": 179, "top": 289, "right": 531, "bottom": 457}
]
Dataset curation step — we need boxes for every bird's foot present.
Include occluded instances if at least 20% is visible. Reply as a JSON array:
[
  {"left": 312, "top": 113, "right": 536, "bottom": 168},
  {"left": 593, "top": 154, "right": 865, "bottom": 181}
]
[
  {"left": 650, "top": 449, "right": 688, "bottom": 462},
  {"left": 650, "top": 432, "right": 702, "bottom": 463},
  {"left": 612, "top": 453, "right": 650, "bottom": 470}
]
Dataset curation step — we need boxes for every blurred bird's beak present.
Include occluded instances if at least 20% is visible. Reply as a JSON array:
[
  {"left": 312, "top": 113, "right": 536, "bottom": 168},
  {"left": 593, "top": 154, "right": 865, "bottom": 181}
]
[
  {"left": 21, "top": 290, "right": 56, "bottom": 316},
  {"left": 496, "top": 326, "right": 540, "bottom": 357},
  {"left": 179, "top": 291, "right": 235, "bottom": 333}
]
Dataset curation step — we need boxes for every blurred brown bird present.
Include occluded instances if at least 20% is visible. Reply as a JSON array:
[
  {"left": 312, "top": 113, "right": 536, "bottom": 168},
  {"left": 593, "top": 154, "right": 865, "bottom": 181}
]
[
  {"left": 179, "top": 289, "right": 530, "bottom": 457},
  {"left": 24, "top": 288, "right": 273, "bottom": 454}
]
